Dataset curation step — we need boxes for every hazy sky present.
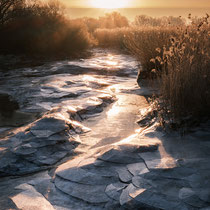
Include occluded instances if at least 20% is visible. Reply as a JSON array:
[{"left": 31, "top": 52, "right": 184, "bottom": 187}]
[{"left": 62, "top": 0, "right": 210, "bottom": 8}]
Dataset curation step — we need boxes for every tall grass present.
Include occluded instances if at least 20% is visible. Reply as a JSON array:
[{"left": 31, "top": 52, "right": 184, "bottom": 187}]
[
  {"left": 159, "top": 15, "right": 210, "bottom": 120},
  {"left": 125, "top": 15, "right": 210, "bottom": 122},
  {"left": 94, "top": 27, "right": 131, "bottom": 49},
  {"left": 125, "top": 26, "right": 178, "bottom": 78}
]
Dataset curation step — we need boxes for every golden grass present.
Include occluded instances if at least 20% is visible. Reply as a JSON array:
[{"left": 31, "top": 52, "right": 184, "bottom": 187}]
[
  {"left": 124, "top": 26, "right": 178, "bottom": 77},
  {"left": 159, "top": 16, "right": 210, "bottom": 120},
  {"left": 94, "top": 27, "right": 131, "bottom": 48},
  {"left": 125, "top": 15, "right": 210, "bottom": 121}
]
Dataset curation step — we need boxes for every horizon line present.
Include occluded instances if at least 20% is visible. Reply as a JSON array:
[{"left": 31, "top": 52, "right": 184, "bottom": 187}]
[{"left": 67, "top": 7, "right": 210, "bottom": 9}]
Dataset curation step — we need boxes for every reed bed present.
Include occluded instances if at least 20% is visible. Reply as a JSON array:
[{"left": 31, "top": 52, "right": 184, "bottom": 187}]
[{"left": 125, "top": 15, "right": 210, "bottom": 122}]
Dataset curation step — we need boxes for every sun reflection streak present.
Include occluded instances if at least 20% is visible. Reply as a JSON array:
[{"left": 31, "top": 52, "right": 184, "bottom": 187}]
[
  {"left": 107, "top": 103, "right": 121, "bottom": 117},
  {"left": 83, "top": 75, "right": 96, "bottom": 82},
  {"left": 114, "top": 134, "right": 138, "bottom": 145},
  {"left": 106, "top": 60, "right": 118, "bottom": 66},
  {"left": 105, "top": 54, "right": 119, "bottom": 68}
]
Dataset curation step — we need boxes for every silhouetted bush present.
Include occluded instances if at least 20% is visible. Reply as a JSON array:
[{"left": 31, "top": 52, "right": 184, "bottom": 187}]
[
  {"left": 0, "top": 0, "right": 24, "bottom": 26},
  {"left": 75, "top": 12, "right": 129, "bottom": 33},
  {"left": 74, "top": 12, "right": 130, "bottom": 49},
  {"left": 98, "top": 12, "right": 129, "bottom": 29},
  {"left": 0, "top": 0, "right": 94, "bottom": 56}
]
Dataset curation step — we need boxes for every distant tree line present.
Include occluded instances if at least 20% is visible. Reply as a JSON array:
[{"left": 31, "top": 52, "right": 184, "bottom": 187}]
[
  {"left": 0, "top": 1, "right": 190, "bottom": 57},
  {"left": 0, "top": 0, "right": 94, "bottom": 56}
]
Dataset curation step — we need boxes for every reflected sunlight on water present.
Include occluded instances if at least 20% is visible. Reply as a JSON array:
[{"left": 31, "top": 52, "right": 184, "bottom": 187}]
[
  {"left": 114, "top": 133, "right": 138, "bottom": 145},
  {"left": 105, "top": 54, "right": 119, "bottom": 67},
  {"left": 106, "top": 102, "right": 121, "bottom": 117},
  {"left": 68, "top": 49, "right": 138, "bottom": 71},
  {"left": 83, "top": 75, "right": 96, "bottom": 82},
  {"left": 82, "top": 75, "right": 110, "bottom": 88},
  {"left": 85, "top": 53, "right": 122, "bottom": 70}
]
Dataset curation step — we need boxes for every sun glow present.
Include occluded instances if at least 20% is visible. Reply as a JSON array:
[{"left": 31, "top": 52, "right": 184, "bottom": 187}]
[{"left": 90, "top": 0, "right": 129, "bottom": 9}]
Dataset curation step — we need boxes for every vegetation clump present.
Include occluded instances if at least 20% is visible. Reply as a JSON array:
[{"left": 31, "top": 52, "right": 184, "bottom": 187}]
[
  {"left": 0, "top": 0, "right": 94, "bottom": 56},
  {"left": 158, "top": 15, "right": 210, "bottom": 121},
  {"left": 125, "top": 14, "right": 210, "bottom": 125}
]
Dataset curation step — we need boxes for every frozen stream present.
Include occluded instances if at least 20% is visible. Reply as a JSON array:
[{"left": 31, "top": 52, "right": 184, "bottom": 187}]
[
  {"left": 0, "top": 49, "right": 210, "bottom": 210},
  {"left": 0, "top": 49, "right": 148, "bottom": 146}
]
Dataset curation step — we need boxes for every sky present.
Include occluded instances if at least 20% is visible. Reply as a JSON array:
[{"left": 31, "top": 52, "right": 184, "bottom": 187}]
[{"left": 62, "top": 0, "right": 210, "bottom": 8}]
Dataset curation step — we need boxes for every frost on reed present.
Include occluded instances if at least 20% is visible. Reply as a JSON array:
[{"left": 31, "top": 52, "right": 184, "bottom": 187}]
[
  {"left": 158, "top": 14, "right": 210, "bottom": 120},
  {"left": 126, "top": 14, "right": 210, "bottom": 122},
  {"left": 125, "top": 27, "right": 176, "bottom": 78}
]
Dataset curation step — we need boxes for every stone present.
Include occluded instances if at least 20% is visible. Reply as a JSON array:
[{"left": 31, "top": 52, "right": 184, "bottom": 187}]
[
  {"left": 127, "top": 162, "right": 149, "bottom": 176},
  {"left": 56, "top": 156, "right": 85, "bottom": 173},
  {"left": 178, "top": 158, "right": 210, "bottom": 171},
  {"left": 47, "top": 134, "right": 69, "bottom": 142},
  {"left": 94, "top": 159, "right": 108, "bottom": 167},
  {"left": 105, "top": 182, "right": 127, "bottom": 201},
  {"left": 159, "top": 167, "right": 196, "bottom": 180},
  {"left": 139, "top": 152, "right": 178, "bottom": 170},
  {"left": 116, "top": 167, "right": 133, "bottom": 183},
  {"left": 36, "top": 150, "right": 68, "bottom": 165},
  {"left": 77, "top": 157, "right": 97, "bottom": 168},
  {"left": 40, "top": 91, "right": 77, "bottom": 99},
  {"left": 13, "top": 144, "right": 37, "bottom": 155},
  {"left": 140, "top": 170, "right": 161, "bottom": 181},
  {"left": 11, "top": 184, "right": 54, "bottom": 210},
  {"left": 68, "top": 119, "right": 91, "bottom": 134},
  {"left": 28, "top": 174, "right": 52, "bottom": 196},
  {"left": 132, "top": 176, "right": 153, "bottom": 189},
  {"left": 56, "top": 167, "right": 115, "bottom": 185},
  {"left": 46, "top": 184, "right": 101, "bottom": 210},
  {"left": 179, "top": 188, "right": 207, "bottom": 208},
  {"left": 15, "top": 131, "right": 34, "bottom": 143},
  {"left": 120, "top": 183, "right": 137, "bottom": 206},
  {"left": 98, "top": 146, "right": 142, "bottom": 164},
  {"left": 194, "top": 188, "right": 210, "bottom": 203},
  {"left": 179, "top": 188, "right": 195, "bottom": 199},
  {"left": 132, "top": 189, "right": 181, "bottom": 209},
  {"left": 138, "top": 151, "right": 160, "bottom": 162},
  {"left": 0, "top": 155, "right": 43, "bottom": 176},
  {"left": 30, "top": 117, "right": 67, "bottom": 138},
  {"left": 0, "top": 122, "right": 76, "bottom": 175},
  {"left": 104, "top": 200, "right": 121, "bottom": 209},
  {"left": 185, "top": 173, "right": 210, "bottom": 189},
  {"left": 116, "top": 143, "right": 159, "bottom": 153},
  {"left": 28, "top": 139, "right": 58, "bottom": 148},
  {"left": 54, "top": 176, "right": 110, "bottom": 204},
  {"left": 28, "top": 172, "right": 51, "bottom": 186},
  {"left": 30, "top": 130, "right": 59, "bottom": 138}
]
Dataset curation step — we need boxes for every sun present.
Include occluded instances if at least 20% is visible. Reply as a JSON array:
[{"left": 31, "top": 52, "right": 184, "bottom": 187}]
[{"left": 89, "top": 0, "right": 129, "bottom": 9}]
